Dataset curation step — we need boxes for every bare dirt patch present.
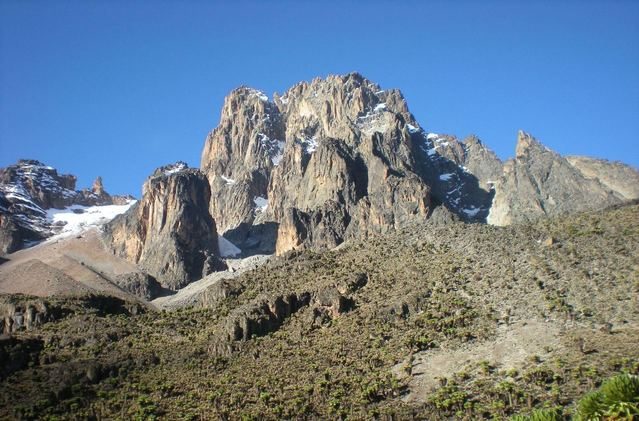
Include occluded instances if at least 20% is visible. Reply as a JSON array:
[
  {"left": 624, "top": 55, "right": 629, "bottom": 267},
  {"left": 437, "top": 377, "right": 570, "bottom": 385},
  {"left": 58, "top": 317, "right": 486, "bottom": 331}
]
[{"left": 394, "top": 319, "right": 562, "bottom": 403}]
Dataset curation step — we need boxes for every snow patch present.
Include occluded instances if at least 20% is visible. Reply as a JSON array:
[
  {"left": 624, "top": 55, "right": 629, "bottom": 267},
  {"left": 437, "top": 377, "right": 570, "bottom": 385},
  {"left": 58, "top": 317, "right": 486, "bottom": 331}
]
[
  {"left": 46, "top": 201, "right": 135, "bottom": 241},
  {"left": 374, "top": 103, "right": 387, "bottom": 112},
  {"left": 220, "top": 175, "right": 236, "bottom": 185},
  {"left": 253, "top": 196, "right": 268, "bottom": 212},
  {"left": 439, "top": 173, "right": 454, "bottom": 181},
  {"left": 218, "top": 236, "right": 241, "bottom": 257},
  {"left": 407, "top": 124, "right": 420, "bottom": 134},
  {"left": 298, "top": 137, "right": 318, "bottom": 154},
  {"left": 426, "top": 133, "right": 439, "bottom": 140},
  {"left": 462, "top": 207, "right": 481, "bottom": 217},
  {"left": 164, "top": 162, "right": 187, "bottom": 176},
  {"left": 259, "top": 133, "right": 286, "bottom": 165},
  {"left": 271, "top": 143, "right": 285, "bottom": 165},
  {"left": 249, "top": 89, "right": 268, "bottom": 102}
]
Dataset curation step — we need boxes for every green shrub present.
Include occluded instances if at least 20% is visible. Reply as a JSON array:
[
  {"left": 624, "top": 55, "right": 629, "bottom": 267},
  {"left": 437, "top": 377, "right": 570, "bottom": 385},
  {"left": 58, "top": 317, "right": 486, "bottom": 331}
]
[
  {"left": 575, "top": 374, "right": 639, "bottom": 421},
  {"left": 510, "top": 407, "right": 562, "bottom": 421}
]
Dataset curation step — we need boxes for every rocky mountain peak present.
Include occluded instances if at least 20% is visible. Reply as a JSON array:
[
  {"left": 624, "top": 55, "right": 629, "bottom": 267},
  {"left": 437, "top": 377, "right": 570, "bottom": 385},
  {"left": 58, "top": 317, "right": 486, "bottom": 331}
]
[
  {"left": 200, "top": 73, "right": 433, "bottom": 255},
  {"left": 274, "top": 72, "right": 414, "bottom": 144},
  {"left": 104, "top": 163, "right": 224, "bottom": 290},
  {"left": 0, "top": 160, "right": 78, "bottom": 209},
  {"left": 0, "top": 160, "right": 131, "bottom": 253},
  {"left": 515, "top": 130, "right": 549, "bottom": 159},
  {"left": 487, "top": 131, "right": 633, "bottom": 226},
  {"left": 199, "top": 72, "right": 639, "bottom": 256},
  {"left": 91, "top": 177, "right": 105, "bottom": 196}
]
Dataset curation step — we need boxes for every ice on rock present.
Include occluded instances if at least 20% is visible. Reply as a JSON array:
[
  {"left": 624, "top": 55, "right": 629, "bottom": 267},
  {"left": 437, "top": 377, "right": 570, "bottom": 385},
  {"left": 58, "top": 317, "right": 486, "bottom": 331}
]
[
  {"left": 373, "top": 103, "right": 387, "bottom": 112},
  {"left": 253, "top": 196, "right": 268, "bottom": 212},
  {"left": 164, "top": 162, "right": 188, "bottom": 176},
  {"left": 298, "top": 137, "right": 319, "bottom": 154},
  {"left": 462, "top": 207, "right": 481, "bottom": 217},
  {"left": 221, "top": 175, "right": 236, "bottom": 185},
  {"left": 46, "top": 201, "right": 136, "bottom": 241},
  {"left": 218, "top": 235, "right": 242, "bottom": 257},
  {"left": 407, "top": 124, "right": 420, "bottom": 133}
]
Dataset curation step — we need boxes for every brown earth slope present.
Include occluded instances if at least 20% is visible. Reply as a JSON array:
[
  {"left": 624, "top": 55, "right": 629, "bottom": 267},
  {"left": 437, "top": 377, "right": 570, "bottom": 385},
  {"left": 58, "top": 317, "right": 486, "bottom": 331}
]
[{"left": 0, "top": 229, "right": 152, "bottom": 302}]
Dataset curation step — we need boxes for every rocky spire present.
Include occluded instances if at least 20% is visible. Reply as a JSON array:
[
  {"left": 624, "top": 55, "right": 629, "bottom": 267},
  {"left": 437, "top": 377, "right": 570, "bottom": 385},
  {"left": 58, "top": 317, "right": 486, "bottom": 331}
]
[
  {"left": 103, "top": 163, "right": 225, "bottom": 290},
  {"left": 487, "top": 131, "right": 626, "bottom": 226},
  {"left": 91, "top": 176, "right": 105, "bottom": 196},
  {"left": 201, "top": 73, "right": 432, "bottom": 255}
]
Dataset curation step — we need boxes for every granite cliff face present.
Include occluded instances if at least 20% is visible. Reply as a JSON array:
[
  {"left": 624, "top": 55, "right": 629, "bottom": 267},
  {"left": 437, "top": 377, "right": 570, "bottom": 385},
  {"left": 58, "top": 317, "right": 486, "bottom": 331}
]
[
  {"left": 487, "top": 131, "right": 633, "bottom": 226},
  {"left": 0, "top": 160, "right": 132, "bottom": 254},
  {"left": 103, "top": 163, "right": 225, "bottom": 290},
  {"left": 201, "top": 74, "right": 440, "bottom": 255},
  {"left": 565, "top": 156, "right": 639, "bottom": 201},
  {"left": 200, "top": 74, "right": 639, "bottom": 254}
]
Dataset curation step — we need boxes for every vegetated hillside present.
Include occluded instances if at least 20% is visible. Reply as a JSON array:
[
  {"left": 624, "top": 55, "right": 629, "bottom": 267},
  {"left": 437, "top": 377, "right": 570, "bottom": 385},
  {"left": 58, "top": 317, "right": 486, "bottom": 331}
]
[{"left": 1, "top": 203, "right": 638, "bottom": 419}]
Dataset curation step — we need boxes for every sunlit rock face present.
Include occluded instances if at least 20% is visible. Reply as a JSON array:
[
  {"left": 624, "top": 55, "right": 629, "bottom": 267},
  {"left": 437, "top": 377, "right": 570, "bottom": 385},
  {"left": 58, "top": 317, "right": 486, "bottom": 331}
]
[
  {"left": 104, "top": 163, "right": 225, "bottom": 290},
  {"left": 487, "top": 131, "right": 628, "bottom": 226},
  {"left": 201, "top": 73, "right": 434, "bottom": 255}
]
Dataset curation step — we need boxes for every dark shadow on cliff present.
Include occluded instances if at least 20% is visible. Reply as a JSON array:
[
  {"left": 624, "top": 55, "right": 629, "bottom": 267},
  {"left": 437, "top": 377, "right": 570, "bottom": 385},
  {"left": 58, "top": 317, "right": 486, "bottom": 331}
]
[
  {"left": 223, "top": 222, "right": 279, "bottom": 257},
  {"left": 409, "top": 131, "right": 495, "bottom": 223}
]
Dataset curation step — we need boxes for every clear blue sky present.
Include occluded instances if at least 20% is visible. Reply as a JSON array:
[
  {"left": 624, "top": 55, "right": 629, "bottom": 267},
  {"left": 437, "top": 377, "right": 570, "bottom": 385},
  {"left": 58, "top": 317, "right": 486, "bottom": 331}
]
[{"left": 1, "top": 0, "right": 638, "bottom": 196}]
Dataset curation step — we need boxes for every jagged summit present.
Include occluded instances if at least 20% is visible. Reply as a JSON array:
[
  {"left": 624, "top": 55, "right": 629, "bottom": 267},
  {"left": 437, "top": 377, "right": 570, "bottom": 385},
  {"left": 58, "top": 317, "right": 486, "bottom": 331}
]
[
  {"left": 200, "top": 73, "right": 433, "bottom": 255},
  {"left": 4, "top": 74, "right": 639, "bottom": 281},
  {"left": 196, "top": 73, "right": 639, "bottom": 256},
  {"left": 515, "top": 130, "right": 551, "bottom": 158},
  {"left": 0, "top": 159, "right": 134, "bottom": 253},
  {"left": 487, "top": 130, "right": 636, "bottom": 226}
]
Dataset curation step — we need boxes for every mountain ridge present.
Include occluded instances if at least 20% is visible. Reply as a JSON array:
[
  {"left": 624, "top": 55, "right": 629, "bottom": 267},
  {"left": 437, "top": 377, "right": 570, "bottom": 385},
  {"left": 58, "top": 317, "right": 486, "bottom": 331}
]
[{"left": 1, "top": 73, "right": 639, "bottom": 294}]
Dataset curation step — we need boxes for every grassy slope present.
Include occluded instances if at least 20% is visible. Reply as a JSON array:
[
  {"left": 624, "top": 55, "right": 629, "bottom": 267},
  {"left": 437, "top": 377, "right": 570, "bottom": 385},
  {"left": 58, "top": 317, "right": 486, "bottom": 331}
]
[{"left": 1, "top": 204, "right": 638, "bottom": 420}]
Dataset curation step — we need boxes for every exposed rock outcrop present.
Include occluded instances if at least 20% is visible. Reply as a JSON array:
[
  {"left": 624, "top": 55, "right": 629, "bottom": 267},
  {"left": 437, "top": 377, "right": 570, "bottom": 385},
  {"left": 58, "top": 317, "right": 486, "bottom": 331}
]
[
  {"left": 201, "top": 73, "right": 435, "bottom": 255},
  {"left": 410, "top": 132, "right": 499, "bottom": 220},
  {"left": 566, "top": 156, "right": 639, "bottom": 201},
  {"left": 0, "top": 211, "right": 22, "bottom": 255},
  {"left": 1, "top": 297, "right": 53, "bottom": 334},
  {"left": 103, "top": 163, "right": 225, "bottom": 290},
  {"left": 0, "top": 160, "right": 133, "bottom": 253},
  {"left": 113, "top": 272, "right": 163, "bottom": 301},
  {"left": 487, "top": 131, "right": 625, "bottom": 225},
  {"left": 215, "top": 285, "right": 357, "bottom": 354},
  {"left": 0, "top": 160, "right": 78, "bottom": 210}
]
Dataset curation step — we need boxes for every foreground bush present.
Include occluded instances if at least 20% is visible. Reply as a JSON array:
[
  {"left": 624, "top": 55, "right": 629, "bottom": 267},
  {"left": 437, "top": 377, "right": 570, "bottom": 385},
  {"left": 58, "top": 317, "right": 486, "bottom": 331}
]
[
  {"left": 575, "top": 374, "right": 639, "bottom": 420},
  {"left": 512, "top": 374, "right": 639, "bottom": 420}
]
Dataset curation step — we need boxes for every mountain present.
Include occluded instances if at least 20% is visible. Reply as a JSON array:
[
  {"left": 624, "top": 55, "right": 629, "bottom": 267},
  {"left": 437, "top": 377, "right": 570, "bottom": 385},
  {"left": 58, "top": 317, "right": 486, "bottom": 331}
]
[
  {"left": 486, "top": 131, "right": 633, "bottom": 225},
  {"left": 103, "top": 162, "right": 225, "bottom": 291},
  {"left": 200, "top": 74, "right": 435, "bottom": 256},
  {"left": 200, "top": 72, "right": 638, "bottom": 256},
  {"left": 1, "top": 73, "right": 639, "bottom": 419},
  {"left": 2, "top": 73, "right": 638, "bottom": 291},
  {"left": 0, "top": 160, "right": 133, "bottom": 254}
]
